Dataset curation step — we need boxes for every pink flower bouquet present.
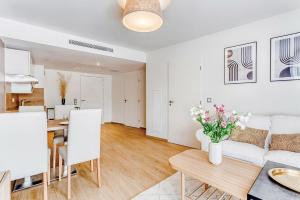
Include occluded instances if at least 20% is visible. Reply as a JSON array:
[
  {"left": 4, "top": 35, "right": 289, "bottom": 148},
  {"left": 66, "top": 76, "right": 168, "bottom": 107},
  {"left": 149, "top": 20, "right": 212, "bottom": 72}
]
[{"left": 190, "top": 104, "right": 248, "bottom": 143}]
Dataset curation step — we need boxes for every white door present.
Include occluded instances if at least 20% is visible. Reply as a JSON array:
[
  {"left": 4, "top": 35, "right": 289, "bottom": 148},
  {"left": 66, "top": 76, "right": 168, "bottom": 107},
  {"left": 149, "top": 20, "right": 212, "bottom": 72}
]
[
  {"left": 80, "top": 76, "right": 104, "bottom": 110},
  {"left": 112, "top": 74, "right": 125, "bottom": 124},
  {"left": 168, "top": 57, "right": 202, "bottom": 148},
  {"left": 124, "top": 72, "right": 139, "bottom": 127}
]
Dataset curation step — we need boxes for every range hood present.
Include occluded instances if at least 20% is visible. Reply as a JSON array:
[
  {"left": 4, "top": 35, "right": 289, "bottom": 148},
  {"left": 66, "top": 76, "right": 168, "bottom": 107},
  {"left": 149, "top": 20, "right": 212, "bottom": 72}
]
[
  {"left": 5, "top": 74, "right": 38, "bottom": 84},
  {"left": 4, "top": 48, "right": 39, "bottom": 93},
  {"left": 5, "top": 75, "right": 38, "bottom": 94}
]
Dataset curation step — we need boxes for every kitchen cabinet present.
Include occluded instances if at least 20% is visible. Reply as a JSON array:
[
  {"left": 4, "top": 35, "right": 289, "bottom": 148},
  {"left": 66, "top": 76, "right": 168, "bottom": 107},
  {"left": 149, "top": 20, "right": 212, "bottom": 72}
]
[
  {"left": 32, "top": 65, "right": 45, "bottom": 88},
  {"left": 4, "top": 48, "right": 31, "bottom": 75}
]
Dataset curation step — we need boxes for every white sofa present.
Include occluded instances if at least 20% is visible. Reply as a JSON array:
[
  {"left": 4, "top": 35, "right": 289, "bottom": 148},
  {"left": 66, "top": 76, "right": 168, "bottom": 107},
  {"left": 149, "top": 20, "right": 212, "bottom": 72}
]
[{"left": 195, "top": 114, "right": 300, "bottom": 168}]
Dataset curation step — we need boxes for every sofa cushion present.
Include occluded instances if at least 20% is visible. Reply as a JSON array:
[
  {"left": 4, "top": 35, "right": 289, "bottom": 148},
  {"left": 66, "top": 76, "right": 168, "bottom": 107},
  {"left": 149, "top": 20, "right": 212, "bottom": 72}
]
[
  {"left": 271, "top": 115, "right": 300, "bottom": 134},
  {"left": 264, "top": 150, "right": 300, "bottom": 168},
  {"left": 230, "top": 127, "right": 268, "bottom": 148},
  {"left": 243, "top": 114, "right": 271, "bottom": 149},
  {"left": 223, "top": 140, "right": 266, "bottom": 166},
  {"left": 270, "top": 134, "right": 300, "bottom": 153}
]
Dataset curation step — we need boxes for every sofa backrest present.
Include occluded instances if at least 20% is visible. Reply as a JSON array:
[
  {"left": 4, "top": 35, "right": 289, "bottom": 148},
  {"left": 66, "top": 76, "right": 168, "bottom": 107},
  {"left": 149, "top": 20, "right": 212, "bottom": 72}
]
[
  {"left": 270, "top": 115, "right": 300, "bottom": 134},
  {"left": 245, "top": 114, "right": 271, "bottom": 131}
]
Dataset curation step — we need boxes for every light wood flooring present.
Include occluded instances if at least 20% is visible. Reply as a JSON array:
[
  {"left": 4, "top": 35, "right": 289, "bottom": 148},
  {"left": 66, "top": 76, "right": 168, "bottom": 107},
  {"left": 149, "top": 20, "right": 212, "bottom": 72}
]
[{"left": 12, "top": 123, "right": 188, "bottom": 200}]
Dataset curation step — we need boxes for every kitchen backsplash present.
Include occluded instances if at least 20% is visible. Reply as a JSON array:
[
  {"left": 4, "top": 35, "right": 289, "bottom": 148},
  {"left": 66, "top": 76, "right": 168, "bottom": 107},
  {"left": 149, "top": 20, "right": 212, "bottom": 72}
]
[{"left": 6, "top": 88, "right": 44, "bottom": 111}]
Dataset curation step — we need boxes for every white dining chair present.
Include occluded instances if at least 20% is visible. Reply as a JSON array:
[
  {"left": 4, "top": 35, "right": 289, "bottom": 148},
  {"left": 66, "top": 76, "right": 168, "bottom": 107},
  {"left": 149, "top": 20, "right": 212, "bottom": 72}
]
[
  {"left": 19, "top": 106, "right": 50, "bottom": 188},
  {"left": 48, "top": 149, "right": 51, "bottom": 185},
  {"left": 58, "top": 109, "right": 102, "bottom": 199},
  {"left": 54, "top": 105, "right": 75, "bottom": 120},
  {"left": 0, "top": 112, "right": 48, "bottom": 200},
  {"left": 52, "top": 105, "right": 75, "bottom": 176}
]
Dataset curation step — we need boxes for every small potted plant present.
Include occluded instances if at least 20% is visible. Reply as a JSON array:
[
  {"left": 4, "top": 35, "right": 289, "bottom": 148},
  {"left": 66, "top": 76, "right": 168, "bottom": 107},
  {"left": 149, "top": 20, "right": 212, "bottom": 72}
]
[
  {"left": 191, "top": 104, "right": 245, "bottom": 165},
  {"left": 58, "top": 73, "right": 69, "bottom": 105}
]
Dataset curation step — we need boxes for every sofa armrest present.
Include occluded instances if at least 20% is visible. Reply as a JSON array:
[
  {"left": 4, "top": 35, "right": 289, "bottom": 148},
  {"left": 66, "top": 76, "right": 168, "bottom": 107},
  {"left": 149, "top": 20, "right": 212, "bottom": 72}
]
[{"left": 195, "top": 129, "right": 210, "bottom": 152}]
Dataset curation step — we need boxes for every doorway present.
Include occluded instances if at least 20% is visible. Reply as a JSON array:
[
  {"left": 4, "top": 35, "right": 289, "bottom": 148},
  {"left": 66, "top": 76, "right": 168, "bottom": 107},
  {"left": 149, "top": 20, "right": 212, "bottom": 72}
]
[
  {"left": 168, "top": 57, "right": 202, "bottom": 148},
  {"left": 80, "top": 75, "right": 104, "bottom": 110},
  {"left": 112, "top": 70, "right": 146, "bottom": 128}
]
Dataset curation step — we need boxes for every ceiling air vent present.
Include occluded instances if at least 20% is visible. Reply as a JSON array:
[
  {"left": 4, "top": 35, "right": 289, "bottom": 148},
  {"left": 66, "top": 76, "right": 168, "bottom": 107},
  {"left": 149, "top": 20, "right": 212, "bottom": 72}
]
[
  {"left": 69, "top": 40, "right": 114, "bottom": 53},
  {"left": 109, "top": 69, "right": 120, "bottom": 73}
]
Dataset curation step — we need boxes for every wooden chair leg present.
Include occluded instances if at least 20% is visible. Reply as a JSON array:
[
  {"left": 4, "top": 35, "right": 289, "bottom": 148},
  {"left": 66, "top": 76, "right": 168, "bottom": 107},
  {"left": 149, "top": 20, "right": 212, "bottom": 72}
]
[
  {"left": 48, "top": 154, "right": 51, "bottom": 185},
  {"left": 181, "top": 172, "right": 185, "bottom": 200},
  {"left": 43, "top": 172, "right": 48, "bottom": 200},
  {"left": 204, "top": 184, "right": 209, "bottom": 190},
  {"left": 53, "top": 142, "right": 57, "bottom": 175},
  {"left": 90, "top": 160, "right": 94, "bottom": 172},
  {"left": 58, "top": 154, "right": 62, "bottom": 181},
  {"left": 67, "top": 166, "right": 71, "bottom": 199},
  {"left": 97, "top": 157, "right": 101, "bottom": 188}
]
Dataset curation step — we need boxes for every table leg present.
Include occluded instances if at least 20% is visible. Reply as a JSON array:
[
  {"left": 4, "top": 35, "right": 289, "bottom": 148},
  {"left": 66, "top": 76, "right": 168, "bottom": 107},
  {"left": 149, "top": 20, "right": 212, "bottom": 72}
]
[
  {"left": 204, "top": 183, "right": 209, "bottom": 190},
  {"left": 217, "top": 192, "right": 226, "bottom": 200},
  {"left": 181, "top": 172, "right": 185, "bottom": 200},
  {"left": 63, "top": 165, "right": 68, "bottom": 177}
]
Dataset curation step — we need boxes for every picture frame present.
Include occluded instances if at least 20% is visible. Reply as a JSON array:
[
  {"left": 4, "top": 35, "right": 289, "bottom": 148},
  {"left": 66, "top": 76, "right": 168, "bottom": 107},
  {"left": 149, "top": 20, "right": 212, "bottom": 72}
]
[
  {"left": 47, "top": 107, "right": 55, "bottom": 120},
  {"left": 270, "top": 32, "right": 300, "bottom": 82},
  {"left": 224, "top": 42, "right": 257, "bottom": 85}
]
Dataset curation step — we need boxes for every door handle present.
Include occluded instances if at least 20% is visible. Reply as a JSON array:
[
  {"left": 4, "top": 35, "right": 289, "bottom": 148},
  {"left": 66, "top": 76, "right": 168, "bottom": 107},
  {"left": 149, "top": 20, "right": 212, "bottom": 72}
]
[{"left": 169, "top": 100, "right": 174, "bottom": 106}]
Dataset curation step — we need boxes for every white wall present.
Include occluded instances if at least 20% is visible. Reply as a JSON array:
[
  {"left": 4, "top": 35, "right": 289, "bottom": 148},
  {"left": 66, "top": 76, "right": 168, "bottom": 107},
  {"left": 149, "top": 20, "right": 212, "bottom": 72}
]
[
  {"left": 0, "top": 17, "right": 146, "bottom": 63},
  {"left": 147, "top": 9, "right": 300, "bottom": 140},
  {"left": 112, "top": 69, "right": 146, "bottom": 128},
  {"left": 0, "top": 40, "right": 4, "bottom": 113},
  {"left": 45, "top": 69, "right": 112, "bottom": 122}
]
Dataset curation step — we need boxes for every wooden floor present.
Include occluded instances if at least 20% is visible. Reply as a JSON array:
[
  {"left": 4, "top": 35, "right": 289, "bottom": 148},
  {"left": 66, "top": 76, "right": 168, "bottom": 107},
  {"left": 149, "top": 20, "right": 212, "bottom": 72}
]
[{"left": 12, "top": 123, "right": 188, "bottom": 200}]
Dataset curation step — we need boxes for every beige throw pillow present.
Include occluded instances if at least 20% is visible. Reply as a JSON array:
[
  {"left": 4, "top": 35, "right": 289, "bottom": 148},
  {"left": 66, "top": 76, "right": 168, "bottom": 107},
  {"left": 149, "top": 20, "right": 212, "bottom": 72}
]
[
  {"left": 229, "top": 127, "right": 268, "bottom": 148},
  {"left": 270, "top": 134, "right": 300, "bottom": 153}
]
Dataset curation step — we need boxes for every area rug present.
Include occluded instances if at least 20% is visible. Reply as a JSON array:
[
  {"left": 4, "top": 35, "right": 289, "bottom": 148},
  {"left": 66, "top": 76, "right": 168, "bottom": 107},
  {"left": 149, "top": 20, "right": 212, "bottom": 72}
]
[{"left": 132, "top": 172, "right": 239, "bottom": 200}]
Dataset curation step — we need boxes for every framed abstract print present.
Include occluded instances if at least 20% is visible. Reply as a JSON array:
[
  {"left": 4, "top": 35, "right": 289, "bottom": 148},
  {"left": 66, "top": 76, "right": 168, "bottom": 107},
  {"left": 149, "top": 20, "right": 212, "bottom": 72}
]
[
  {"left": 270, "top": 32, "right": 300, "bottom": 82},
  {"left": 224, "top": 42, "right": 257, "bottom": 84}
]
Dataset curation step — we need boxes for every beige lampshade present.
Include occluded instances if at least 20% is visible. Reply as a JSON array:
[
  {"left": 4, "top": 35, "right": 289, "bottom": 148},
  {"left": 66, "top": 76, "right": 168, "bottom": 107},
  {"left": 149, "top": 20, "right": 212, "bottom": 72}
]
[
  {"left": 117, "top": 0, "right": 171, "bottom": 10},
  {"left": 122, "top": 0, "right": 163, "bottom": 32}
]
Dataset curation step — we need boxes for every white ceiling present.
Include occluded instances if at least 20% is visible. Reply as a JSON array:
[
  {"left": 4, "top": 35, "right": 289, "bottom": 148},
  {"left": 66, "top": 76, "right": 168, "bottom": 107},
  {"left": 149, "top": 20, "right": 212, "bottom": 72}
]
[
  {"left": 2, "top": 38, "right": 145, "bottom": 74},
  {"left": 0, "top": 0, "right": 300, "bottom": 51}
]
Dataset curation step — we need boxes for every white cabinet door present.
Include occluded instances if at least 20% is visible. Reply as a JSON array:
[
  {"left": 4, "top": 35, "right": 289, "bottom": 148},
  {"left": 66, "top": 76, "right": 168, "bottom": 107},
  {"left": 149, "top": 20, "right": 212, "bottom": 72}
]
[
  {"left": 5, "top": 48, "right": 30, "bottom": 75},
  {"left": 168, "top": 57, "right": 202, "bottom": 148},
  {"left": 80, "top": 75, "right": 104, "bottom": 114},
  {"left": 124, "top": 72, "right": 139, "bottom": 128},
  {"left": 32, "top": 65, "right": 45, "bottom": 88}
]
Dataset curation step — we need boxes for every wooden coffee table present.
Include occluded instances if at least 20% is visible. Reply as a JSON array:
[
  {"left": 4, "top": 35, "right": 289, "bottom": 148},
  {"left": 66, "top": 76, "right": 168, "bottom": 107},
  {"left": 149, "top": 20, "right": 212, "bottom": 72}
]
[{"left": 169, "top": 149, "right": 261, "bottom": 200}]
